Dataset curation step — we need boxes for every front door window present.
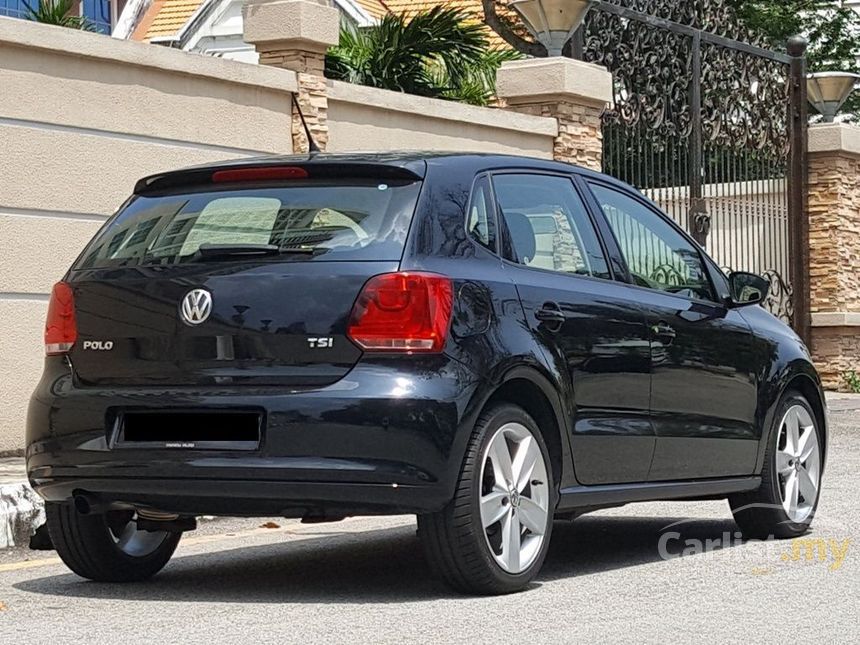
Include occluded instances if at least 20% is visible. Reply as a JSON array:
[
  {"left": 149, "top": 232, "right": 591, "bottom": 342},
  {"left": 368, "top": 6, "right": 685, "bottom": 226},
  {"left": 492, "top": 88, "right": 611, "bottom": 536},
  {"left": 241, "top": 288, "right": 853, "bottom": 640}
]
[{"left": 590, "top": 184, "right": 715, "bottom": 301}]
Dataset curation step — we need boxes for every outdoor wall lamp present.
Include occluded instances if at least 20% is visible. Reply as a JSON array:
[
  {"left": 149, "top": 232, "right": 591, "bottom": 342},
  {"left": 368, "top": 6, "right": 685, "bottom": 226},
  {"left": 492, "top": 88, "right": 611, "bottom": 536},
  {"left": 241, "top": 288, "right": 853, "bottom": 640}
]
[
  {"left": 510, "top": 0, "right": 595, "bottom": 57},
  {"left": 807, "top": 71, "right": 860, "bottom": 122}
]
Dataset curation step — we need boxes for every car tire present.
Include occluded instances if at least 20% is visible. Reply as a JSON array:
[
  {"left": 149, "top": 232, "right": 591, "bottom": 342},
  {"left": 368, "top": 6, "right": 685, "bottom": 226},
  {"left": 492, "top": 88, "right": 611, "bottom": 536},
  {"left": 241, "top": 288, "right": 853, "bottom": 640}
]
[
  {"left": 729, "top": 391, "right": 823, "bottom": 540},
  {"left": 46, "top": 502, "right": 181, "bottom": 582},
  {"left": 418, "top": 403, "right": 556, "bottom": 595}
]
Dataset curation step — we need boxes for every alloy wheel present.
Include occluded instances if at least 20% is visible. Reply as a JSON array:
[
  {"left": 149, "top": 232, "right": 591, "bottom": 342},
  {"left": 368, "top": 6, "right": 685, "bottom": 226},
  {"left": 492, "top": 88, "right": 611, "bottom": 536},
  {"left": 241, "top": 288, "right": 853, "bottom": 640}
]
[
  {"left": 776, "top": 405, "right": 821, "bottom": 523},
  {"left": 479, "top": 423, "right": 549, "bottom": 574}
]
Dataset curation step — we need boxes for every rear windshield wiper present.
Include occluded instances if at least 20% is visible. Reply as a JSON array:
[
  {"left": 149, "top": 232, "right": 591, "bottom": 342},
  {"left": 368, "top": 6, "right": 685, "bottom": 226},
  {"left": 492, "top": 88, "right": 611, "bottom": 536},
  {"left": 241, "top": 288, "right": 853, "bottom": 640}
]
[
  {"left": 194, "top": 243, "right": 324, "bottom": 260},
  {"left": 196, "top": 243, "right": 281, "bottom": 258}
]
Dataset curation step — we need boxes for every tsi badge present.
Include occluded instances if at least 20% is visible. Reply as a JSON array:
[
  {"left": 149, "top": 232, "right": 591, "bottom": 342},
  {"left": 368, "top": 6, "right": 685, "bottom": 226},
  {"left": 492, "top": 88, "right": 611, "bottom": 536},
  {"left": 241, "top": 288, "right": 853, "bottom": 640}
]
[
  {"left": 83, "top": 340, "right": 114, "bottom": 351},
  {"left": 180, "top": 288, "right": 213, "bottom": 326},
  {"left": 308, "top": 337, "right": 334, "bottom": 349}
]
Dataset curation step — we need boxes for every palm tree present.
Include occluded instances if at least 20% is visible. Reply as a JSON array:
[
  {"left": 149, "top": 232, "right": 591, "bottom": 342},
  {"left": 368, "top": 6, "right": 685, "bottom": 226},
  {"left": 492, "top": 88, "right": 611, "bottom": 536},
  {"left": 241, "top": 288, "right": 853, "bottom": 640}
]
[
  {"left": 23, "top": 0, "right": 96, "bottom": 31},
  {"left": 326, "top": 7, "right": 520, "bottom": 107},
  {"left": 426, "top": 46, "right": 521, "bottom": 106}
]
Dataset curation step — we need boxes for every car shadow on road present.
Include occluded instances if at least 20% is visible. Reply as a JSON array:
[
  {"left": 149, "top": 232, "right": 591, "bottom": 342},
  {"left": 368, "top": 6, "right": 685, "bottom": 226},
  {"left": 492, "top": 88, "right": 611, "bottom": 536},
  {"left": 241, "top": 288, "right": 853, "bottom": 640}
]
[
  {"left": 14, "top": 514, "right": 743, "bottom": 602},
  {"left": 540, "top": 515, "right": 741, "bottom": 581}
]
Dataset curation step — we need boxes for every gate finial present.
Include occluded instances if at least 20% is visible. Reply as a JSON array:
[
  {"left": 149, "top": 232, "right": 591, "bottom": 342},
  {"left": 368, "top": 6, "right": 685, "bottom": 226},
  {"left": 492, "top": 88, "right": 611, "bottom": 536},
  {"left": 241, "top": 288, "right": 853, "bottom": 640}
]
[{"left": 787, "top": 35, "right": 808, "bottom": 58}]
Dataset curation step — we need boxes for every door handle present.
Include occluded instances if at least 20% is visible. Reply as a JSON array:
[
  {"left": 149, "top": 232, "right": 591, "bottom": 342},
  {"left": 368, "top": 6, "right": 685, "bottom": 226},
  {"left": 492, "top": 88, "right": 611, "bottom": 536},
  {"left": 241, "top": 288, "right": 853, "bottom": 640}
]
[
  {"left": 651, "top": 321, "right": 677, "bottom": 343},
  {"left": 536, "top": 302, "right": 565, "bottom": 331}
]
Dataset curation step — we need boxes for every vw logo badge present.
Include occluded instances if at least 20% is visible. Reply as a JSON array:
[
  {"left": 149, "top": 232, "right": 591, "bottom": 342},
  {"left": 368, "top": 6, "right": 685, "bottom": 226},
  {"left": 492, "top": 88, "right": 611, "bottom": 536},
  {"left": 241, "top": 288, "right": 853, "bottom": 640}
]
[{"left": 180, "top": 289, "right": 212, "bottom": 326}]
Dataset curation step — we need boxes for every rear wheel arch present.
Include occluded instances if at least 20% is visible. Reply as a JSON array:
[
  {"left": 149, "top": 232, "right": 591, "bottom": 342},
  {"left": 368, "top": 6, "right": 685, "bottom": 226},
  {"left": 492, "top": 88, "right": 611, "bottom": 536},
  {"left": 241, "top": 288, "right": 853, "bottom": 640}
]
[{"left": 480, "top": 368, "right": 570, "bottom": 489}]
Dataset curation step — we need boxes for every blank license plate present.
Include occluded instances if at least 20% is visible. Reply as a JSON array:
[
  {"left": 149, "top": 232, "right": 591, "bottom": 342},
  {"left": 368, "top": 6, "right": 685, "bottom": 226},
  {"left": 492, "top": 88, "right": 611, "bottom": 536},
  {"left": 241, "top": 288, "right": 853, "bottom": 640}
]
[{"left": 116, "top": 411, "right": 262, "bottom": 450}]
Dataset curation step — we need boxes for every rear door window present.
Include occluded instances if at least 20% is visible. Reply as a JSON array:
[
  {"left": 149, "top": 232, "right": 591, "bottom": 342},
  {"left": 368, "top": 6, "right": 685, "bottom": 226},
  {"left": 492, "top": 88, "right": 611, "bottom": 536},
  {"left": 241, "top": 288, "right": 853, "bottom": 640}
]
[
  {"left": 492, "top": 173, "right": 611, "bottom": 280},
  {"left": 75, "top": 179, "right": 421, "bottom": 268}
]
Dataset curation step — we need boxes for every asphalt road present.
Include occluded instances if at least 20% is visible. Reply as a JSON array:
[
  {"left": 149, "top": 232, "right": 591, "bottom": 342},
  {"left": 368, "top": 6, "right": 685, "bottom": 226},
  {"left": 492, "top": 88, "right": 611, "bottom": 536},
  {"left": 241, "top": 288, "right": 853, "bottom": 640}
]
[{"left": 1, "top": 411, "right": 857, "bottom": 644}]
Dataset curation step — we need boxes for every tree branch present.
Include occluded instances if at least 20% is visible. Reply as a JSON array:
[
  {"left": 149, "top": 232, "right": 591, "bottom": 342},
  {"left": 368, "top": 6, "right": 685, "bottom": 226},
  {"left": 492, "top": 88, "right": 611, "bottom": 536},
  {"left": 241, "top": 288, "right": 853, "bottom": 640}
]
[{"left": 481, "top": 0, "right": 546, "bottom": 57}]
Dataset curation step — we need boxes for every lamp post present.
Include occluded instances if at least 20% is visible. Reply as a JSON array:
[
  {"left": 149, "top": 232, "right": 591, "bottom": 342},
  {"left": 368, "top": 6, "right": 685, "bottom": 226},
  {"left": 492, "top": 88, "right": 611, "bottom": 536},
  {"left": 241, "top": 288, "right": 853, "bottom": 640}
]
[
  {"left": 510, "top": 0, "right": 595, "bottom": 57},
  {"left": 807, "top": 71, "right": 860, "bottom": 123}
]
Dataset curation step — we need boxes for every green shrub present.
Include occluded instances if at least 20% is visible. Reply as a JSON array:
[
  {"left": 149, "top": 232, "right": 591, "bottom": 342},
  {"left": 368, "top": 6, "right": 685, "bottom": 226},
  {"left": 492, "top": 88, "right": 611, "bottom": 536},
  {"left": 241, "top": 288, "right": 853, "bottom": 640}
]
[{"left": 843, "top": 370, "right": 860, "bottom": 394}]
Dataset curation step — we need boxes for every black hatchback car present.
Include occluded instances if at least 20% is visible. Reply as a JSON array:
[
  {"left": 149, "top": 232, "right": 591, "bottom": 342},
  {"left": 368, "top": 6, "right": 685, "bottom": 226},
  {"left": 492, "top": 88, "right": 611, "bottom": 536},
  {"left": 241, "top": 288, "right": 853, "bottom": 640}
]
[{"left": 27, "top": 153, "right": 826, "bottom": 594}]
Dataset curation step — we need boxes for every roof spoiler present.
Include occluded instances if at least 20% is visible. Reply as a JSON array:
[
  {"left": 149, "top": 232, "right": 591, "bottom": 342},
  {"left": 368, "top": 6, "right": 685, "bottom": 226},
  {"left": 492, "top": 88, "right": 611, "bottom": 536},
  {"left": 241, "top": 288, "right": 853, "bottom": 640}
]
[{"left": 134, "top": 161, "right": 425, "bottom": 195}]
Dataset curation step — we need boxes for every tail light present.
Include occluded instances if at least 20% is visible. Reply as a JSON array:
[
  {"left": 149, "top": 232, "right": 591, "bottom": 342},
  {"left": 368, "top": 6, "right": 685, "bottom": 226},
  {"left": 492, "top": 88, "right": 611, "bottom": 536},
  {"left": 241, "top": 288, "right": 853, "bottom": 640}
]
[
  {"left": 45, "top": 281, "right": 77, "bottom": 355},
  {"left": 348, "top": 272, "right": 453, "bottom": 353}
]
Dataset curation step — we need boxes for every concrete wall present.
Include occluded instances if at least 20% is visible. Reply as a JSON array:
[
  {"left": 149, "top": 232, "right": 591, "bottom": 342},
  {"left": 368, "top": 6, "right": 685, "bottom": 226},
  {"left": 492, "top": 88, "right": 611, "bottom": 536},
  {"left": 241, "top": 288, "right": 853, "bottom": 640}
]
[
  {"left": 0, "top": 17, "right": 297, "bottom": 453},
  {"left": 327, "top": 81, "right": 557, "bottom": 158}
]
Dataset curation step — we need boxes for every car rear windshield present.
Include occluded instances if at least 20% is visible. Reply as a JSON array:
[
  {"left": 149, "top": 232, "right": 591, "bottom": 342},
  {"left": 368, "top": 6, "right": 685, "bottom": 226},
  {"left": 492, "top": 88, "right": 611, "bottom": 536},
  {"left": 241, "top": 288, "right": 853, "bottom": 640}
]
[{"left": 74, "top": 179, "right": 422, "bottom": 268}]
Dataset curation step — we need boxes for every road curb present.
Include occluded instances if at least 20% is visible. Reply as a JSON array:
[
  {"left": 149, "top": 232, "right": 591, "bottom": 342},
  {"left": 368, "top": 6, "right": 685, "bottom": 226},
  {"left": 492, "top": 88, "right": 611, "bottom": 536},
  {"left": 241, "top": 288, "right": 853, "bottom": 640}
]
[{"left": 0, "top": 481, "right": 45, "bottom": 549}]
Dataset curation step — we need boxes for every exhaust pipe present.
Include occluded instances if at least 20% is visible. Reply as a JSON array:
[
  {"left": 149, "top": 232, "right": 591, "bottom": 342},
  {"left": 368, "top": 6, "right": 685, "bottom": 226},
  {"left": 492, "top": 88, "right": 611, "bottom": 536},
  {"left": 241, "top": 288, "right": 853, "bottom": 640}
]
[
  {"left": 136, "top": 508, "right": 196, "bottom": 533},
  {"left": 137, "top": 508, "right": 179, "bottom": 522},
  {"left": 72, "top": 495, "right": 195, "bottom": 532}
]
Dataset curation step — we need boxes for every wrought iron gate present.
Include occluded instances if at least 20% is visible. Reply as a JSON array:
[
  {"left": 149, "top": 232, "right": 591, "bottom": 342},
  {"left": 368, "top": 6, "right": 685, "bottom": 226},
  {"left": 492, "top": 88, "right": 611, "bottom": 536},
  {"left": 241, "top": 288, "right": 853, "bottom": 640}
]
[{"left": 582, "top": 0, "right": 808, "bottom": 340}]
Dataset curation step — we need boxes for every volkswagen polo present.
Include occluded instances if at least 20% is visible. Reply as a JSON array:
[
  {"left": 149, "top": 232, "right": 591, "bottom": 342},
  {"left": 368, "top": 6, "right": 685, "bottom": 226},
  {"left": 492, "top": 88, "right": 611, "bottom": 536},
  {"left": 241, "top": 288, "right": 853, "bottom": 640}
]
[{"left": 27, "top": 153, "right": 827, "bottom": 594}]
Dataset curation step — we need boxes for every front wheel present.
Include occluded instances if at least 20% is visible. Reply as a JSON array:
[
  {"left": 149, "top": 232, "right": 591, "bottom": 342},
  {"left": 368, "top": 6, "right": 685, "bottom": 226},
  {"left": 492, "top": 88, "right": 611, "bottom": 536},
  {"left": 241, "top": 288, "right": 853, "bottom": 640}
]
[
  {"left": 419, "top": 403, "right": 555, "bottom": 595},
  {"left": 46, "top": 503, "right": 181, "bottom": 582},
  {"left": 729, "top": 391, "right": 823, "bottom": 539}
]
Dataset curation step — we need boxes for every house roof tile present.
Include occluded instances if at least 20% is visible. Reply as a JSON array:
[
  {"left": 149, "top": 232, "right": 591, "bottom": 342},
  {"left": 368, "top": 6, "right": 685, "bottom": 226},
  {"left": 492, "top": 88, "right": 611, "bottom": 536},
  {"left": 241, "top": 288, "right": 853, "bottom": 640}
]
[
  {"left": 138, "top": 0, "right": 204, "bottom": 41},
  {"left": 134, "top": 0, "right": 519, "bottom": 50},
  {"left": 384, "top": 0, "right": 515, "bottom": 49},
  {"left": 354, "top": 0, "right": 389, "bottom": 19}
]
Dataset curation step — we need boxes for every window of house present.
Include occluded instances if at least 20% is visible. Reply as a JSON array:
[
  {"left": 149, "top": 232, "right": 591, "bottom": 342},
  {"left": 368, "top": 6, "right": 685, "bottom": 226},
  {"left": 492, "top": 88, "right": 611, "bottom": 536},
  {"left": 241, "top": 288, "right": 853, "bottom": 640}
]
[
  {"left": 1, "top": 0, "right": 112, "bottom": 32},
  {"left": 590, "top": 183, "right": 715, "bottom": 301},
  {"left": 492, "top": 174, "right": 610, "bottom": 280},
  {"left": 82, "top": 0, "right": 112, "bottom": 34},
  {"left": 0, "top": 0, "right": 32, "bottom": 18}
]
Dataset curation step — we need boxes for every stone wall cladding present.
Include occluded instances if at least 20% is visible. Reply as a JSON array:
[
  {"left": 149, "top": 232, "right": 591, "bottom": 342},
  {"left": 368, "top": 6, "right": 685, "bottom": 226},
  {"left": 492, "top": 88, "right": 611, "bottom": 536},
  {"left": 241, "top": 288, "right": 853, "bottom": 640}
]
[
  {"left": 259, "top": 49, "right": 326, "bottom": 77},
  {"left": 810, "top": 326, "right": 860, "bottom": 390},
  {"left": 293, "top": 72, "right": 328, "bottom": 153},
  {"left": 808, "top": 153, "right": 860, "bottom": 313},
  {"left": 505, "top": 101, "right": 604, "bottom": 172},
  {"left": 808, "top": 150, "right": 860, "bottom": 390},
  {"left": 253, "top": 45, "right": 328, "bottom": 153}
]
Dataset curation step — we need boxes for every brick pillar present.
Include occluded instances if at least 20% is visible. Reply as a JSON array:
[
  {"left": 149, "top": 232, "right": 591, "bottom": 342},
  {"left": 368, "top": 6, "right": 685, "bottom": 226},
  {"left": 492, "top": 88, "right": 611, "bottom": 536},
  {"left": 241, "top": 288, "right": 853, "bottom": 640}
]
[
  {"left": 495, "top": 58, "right": 613, "bottom": 171},
  {"left": 243, "top": 0, "right": 339, "bottom": 152},
  {"left": 807, "top": 123, "right": 860, "bottom": 390}
]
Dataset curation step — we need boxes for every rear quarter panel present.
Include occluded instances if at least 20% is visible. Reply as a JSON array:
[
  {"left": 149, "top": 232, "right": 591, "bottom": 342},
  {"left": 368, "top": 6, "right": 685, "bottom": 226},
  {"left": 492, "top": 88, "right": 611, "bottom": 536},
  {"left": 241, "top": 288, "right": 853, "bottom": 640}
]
[{"left": 399, "top": 157, "right": 578, "bottom": 489}]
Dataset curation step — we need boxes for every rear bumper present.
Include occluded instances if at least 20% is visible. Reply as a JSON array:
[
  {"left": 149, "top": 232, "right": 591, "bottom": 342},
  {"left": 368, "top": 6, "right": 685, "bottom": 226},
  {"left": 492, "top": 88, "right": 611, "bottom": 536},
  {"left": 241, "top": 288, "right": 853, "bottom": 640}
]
[
  {"left": 26, "top": 356, "right": 484, "bottom": 516},
  {"left": 30, "top": 477, "right": 438, "bottom": 517}
]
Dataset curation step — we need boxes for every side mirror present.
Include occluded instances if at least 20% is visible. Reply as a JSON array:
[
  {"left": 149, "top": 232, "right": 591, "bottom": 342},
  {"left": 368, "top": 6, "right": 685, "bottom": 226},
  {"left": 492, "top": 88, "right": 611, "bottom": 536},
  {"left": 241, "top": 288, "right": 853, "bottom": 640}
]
[{"left": 728, "top": 271, "right": 770, "bottom": 307}]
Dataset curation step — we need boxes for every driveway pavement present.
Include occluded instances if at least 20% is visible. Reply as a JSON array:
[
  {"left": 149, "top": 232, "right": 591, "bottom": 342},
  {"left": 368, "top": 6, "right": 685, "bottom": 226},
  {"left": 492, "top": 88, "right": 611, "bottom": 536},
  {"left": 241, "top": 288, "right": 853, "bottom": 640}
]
[{"left": 0, "top": 409, "right": 857, "bottom": 644}]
